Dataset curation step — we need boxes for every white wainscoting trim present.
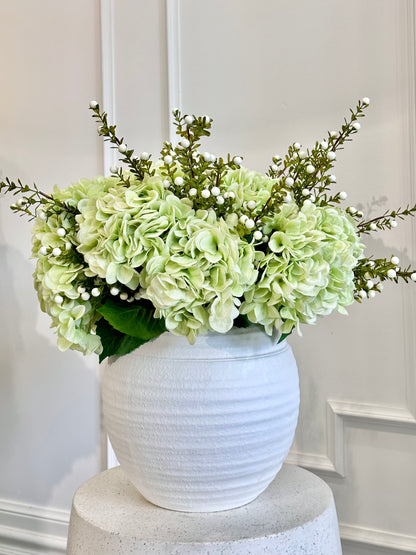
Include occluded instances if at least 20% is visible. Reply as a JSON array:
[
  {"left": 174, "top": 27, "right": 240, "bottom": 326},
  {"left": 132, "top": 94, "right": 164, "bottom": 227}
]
[
  {"left": 100, "top": 0, "right": 118, "bottom": 175},
  {"left": 340, "top": 523, "right": 416, "bottom": 553},
  {"left": 166, "top": 0, "right": 182, "bottom": 142},
  {"left": 0, "top": 499, "right": 69, "bottom": 555},
  {"left": 289, "top": 400, "right": 416, "bottom": 478}
]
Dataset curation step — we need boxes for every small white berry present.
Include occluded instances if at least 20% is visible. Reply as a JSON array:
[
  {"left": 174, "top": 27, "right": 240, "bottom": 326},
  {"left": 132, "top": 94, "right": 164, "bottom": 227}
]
[
  {"left": 203, "top": 115, "right": 211, "bottom": 123},
  {"left": 391, "top": 255, "right": 400, "bottom": 265},
  {"left": 184, "top": 115, "right": 194, "bottom": 125},
  {"left": 387, "top": 269, "right": 397, "bottom": 278},
  {"left": 127, "top": 297, "right": 134, "bottom": 303},
  {"left": 180, "top": 139, "right": 190, "bottom": 148},
  {"left": 352, "top": 122, "right": 361, "bottom": 131},
  {"left": 368, "top": 261, "right": 375, "bottom": 267},
  {"left": 359, "top": 290, "right": 367, "bottom": 299},
  {"left": 54, "top": 294, "right": 64, "bottom": 304},
  {"left": 16, "top": 198, "right": 26, "bottom": 207},
  {"left": 174, "top": 176, "right": 184, "bottom": 186},
  {"left": 330, "top": 131, "right": 338, "bottom": 137},
  {"left": 411, "top": 273, "right": 416, "bottom": 281},
  {"left": 91, "top": 288, "right": 101, "bottom": 297},
  {"left": 309, "top": 195, "right": 316, "bottom": 203},
  {"left": 299, "top": 151, "right": 308, "bottom": 160},
  {"left": 164, "top": 155, "right": 173, "bottom": 164},
  {"left": 57, "top": 227, "right": 66, "bottom": 237},
  {"left": 366, "top": 280, "right": 374, "bottom": 289},
  {"left": 118, "top": 143, "right": 127, "bottom": 154},
  {"left": 65, "top": 241, "right": 72, "bottom": 251},
  {"left": 189, "top": 188, "right": 197, "bottom": 196},
  {"left": 37, "top": 210, "right": 47, "bottom": 221},
  {"left": 370, "top": 223, "right": 377, "bottom": 231},
  {"left": 120, "top": 292, "right": 128, "bottom": 301},
  {"left": 216, "top": 196, "right": 225, "bottom": 205},
  {"left": 39, "top": 246, "right": 48, "bottom": 256},
  {"left": 368, "top": 290, "right": 376, "bottom": 298},
  {"left": 271, "top": 164, "right": 278, "bottom": 172},
  {"left": 209, "top": 154, "right": 217, "bottom": 163},
  {"left": 262, "top": 235, "right": 269, "bottom": 243},
  {"left": 201, "top": 189, "right": 210, "bottom": 198},
  {"left": 110, "top": 287, "right": 119, "bottom": 296},
  {"left": 239, "top": 215, "right": 248, "bottom": 223},
  {"left": 327, "top": 151, "right": 336, "bottom": 161},
  {"left": 140, "top": 152, "right": 150, "bottom": 161},
  {"left": 357, "top": 211, "right": 364, "bottom": 218},
  {"left": 303, "top": 199, "right": 312, "bottom": 207},
  {"left": 81, "top": 292, "right": 91, "bottom": 301},
  {"left": 77, "top": 286, "right": 86, "bottom": 294},
  {"left": 203, "top": 152, "right": 211, "bottom": 162},
  {"left": 293, "top": 142, "right": 301, "bottom": 150},
  {"left": 211, "top": 186, "right": 220, "bottom": 196},
  {"left": 89, "top": 100, "right": 98, "bottom": 109},
  {"left": 306, "top": 165, "right": 315, "bottom": 174},
  {"left": 163, "top": 179, "right": 171, "bottom": 188},
  {"left": 391, "top": 220, "right": 398, "bottom": 228},
  {"left": 109, "top": 165, "right": 118, "bottom": 174},
  {"left": 52, "top": 247, "right": 62, "bottom": 257},
  {"left": 285, "top": 177, "right": 294, "bottom": 187},
  {"left": 293, "top": 153, "right": 299, "bottom": 160},
  {"left": 284, "top": 193, "right": 292, "bottom": 203},
  {"left": 227, "top": 191, "right": 235, "bottom": 199},
  {"left": 302, "top": 188, "right": 311, "bottom": 196},
  {"left": 245, "top": 218, "right": 255, "bottom": 229},
  {"left": 362, "top": 97, "right": 370, "bottom": 105},
  {"left": 329, "top": 174, "right": 337, "bottom": 183},
  {"left": 134, "top": 291, "right": 142, "bottom": 300},
  {"left": 348, "top": 206, "right": 357, "bottom": 215},
  {"left": 339, "top": 192, "right": 347, "bottom": 201},
  {"left": 253, "top": 230, "right": 263, "bottom": 240},
  {"left": 233, "top": 156, "right": 242, "bottom": 166},
  {"left": 247, "top": 200, "right": 256, "bottom": 210},
  {"left": 320, "top": 141, "right": 328, "bottom": 150}
]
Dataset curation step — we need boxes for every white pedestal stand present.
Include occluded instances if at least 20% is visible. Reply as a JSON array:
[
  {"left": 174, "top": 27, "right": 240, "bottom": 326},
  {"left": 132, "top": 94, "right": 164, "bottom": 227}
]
[{"left": 67, "top": 464, "right": 342, "bottom": 555}]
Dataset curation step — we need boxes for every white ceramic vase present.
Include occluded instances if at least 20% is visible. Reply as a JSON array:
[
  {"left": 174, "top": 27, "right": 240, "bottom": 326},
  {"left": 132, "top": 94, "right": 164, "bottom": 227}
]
[{"left": 101, "top": 326, "right": 299, "bottom": 512}]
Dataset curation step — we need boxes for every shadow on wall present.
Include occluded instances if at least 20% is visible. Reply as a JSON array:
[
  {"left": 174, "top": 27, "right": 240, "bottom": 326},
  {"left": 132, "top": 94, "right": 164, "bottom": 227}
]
[{"left": 0, "top": 244, "right": 101, "bottom": 510}]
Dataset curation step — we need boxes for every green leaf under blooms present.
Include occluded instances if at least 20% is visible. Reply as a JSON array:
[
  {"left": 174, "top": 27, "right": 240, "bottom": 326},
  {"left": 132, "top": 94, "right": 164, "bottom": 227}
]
[
  {"left": 95, "top": 318, "right": 147, "bottom": 363},
  {"left": 97, "top": 297, "right": 166, "bottom": 341}
]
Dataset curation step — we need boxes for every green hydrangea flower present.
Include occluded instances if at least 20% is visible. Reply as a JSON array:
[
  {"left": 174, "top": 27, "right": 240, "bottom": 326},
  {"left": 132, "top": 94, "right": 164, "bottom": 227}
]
[
  {"left": 141, "top": 209, "right": 258, "bottom": 342},
  {"left": 222, "top": 167, "right": 274, "bottom": 209},
  {"left": 76, "top": 173, "right": 193, "bottom": 290},
  {"left": 32, "top": 203, "right": 103, "bottom": 355},
  {"left": 241, "top": 202, "right": 364, "bottom": 335}
]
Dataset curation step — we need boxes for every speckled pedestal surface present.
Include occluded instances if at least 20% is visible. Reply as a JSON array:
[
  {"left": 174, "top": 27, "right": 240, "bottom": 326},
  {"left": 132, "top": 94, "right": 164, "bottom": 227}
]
[{"left": 66, "top": 464, "right": 342, "bottom": 555}]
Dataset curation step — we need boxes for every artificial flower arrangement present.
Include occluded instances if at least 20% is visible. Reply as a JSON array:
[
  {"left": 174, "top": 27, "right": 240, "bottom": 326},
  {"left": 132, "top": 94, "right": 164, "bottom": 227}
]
[{"left": 2, "top": 98, "right": 416, "bottom": 362}]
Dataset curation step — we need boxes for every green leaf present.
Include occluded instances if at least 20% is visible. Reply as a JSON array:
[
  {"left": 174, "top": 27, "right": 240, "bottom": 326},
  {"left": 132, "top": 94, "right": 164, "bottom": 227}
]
[
  {"left": 277, "top": 331, "right": 292, "bottom": 344},
  {"left": 96, "top": 318, "right": 148, "bottom": 363},
  {"left": 97, "top": 298, "right": 166, "bottom": 340},
  {"left": 233, "top": 314, "right": 252, "bottom": 328}
]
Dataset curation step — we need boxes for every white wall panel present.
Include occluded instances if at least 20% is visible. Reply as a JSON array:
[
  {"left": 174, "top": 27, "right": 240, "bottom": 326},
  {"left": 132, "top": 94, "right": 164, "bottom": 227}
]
[
  {"left": 161, "top": 1, "right": 416, "bottom": 552},
  {"left": 0, "top": 0, "right": 102, "bottom": 520}
]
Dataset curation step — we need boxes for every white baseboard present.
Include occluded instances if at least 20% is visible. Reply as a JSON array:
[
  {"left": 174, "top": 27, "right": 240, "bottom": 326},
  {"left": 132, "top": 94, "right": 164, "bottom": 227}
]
[
  {"left": 0, "top": 498, "right": 69, "bottom": 555},
  {"left": 340, "top": 523, "right": 416, "bottom": 553}
]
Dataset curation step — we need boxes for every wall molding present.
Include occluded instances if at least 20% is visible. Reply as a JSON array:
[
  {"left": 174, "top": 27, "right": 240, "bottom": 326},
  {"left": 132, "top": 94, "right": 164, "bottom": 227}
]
[
  {"left": 340, "top": 523, "right": 416, "bottom": 553},
  {"left": 0, "top": 499, "right": 69, "bottom": 555},
  {"left": 165, "top": 0, "right": 182, "bottom": 141},
  {"left": 100, "top": 0, "right": 118, "bottom": 175}
]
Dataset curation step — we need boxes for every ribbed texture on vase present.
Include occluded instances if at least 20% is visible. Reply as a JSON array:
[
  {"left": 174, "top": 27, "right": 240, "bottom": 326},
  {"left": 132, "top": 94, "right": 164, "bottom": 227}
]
[{"left": 102, "top": 327, "right": 299, "bottom": 512}]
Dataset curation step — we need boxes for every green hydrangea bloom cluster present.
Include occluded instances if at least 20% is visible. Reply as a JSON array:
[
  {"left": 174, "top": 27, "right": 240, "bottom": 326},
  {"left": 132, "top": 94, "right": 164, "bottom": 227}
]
[
  {"left": 240, "top": 201, "right": 365, "bottom": 334},
  {"left": 4, "top": 98, "right": 411, "bottom": 360}
]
